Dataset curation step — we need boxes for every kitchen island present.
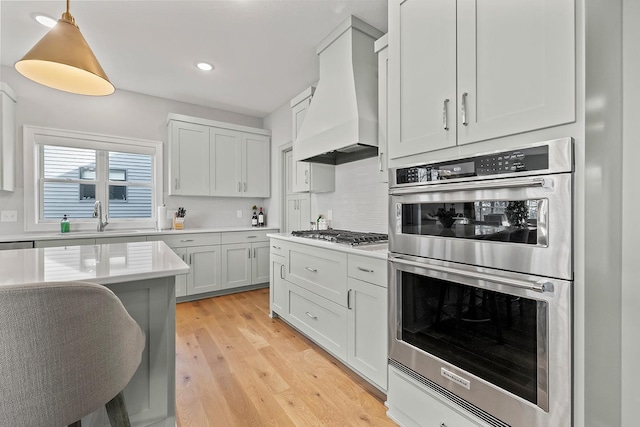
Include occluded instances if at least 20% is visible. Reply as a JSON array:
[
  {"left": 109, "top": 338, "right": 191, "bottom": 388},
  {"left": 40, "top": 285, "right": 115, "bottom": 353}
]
[{"left": 0, "top": 241, "right": 189, "bottom": 427}]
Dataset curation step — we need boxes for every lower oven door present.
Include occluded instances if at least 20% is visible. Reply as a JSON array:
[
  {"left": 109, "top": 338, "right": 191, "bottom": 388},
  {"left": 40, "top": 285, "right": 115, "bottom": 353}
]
[{"left": 388, "top": 254, "right": 572, "bottom": 427}]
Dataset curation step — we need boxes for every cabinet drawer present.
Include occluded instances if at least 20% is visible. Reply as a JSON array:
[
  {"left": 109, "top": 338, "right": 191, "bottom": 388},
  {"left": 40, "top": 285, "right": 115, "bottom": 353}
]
[
  {"left": 222, "top": 230, "right": 270, "bottom": 244},
  {"left": 287, "top": 284, "right": 347, "bottom": 361},
  {"left": 269, "top": 239, "right": 286, "bottom": 257},
  {"left": 287, "top": 244, "right": 347, "bottom": 306},
  {"left": 347, "top": 254, "right": 387, "bottom": 288},
  {"left": 147, "top": 233, "right": 221, "bottom": 248}
]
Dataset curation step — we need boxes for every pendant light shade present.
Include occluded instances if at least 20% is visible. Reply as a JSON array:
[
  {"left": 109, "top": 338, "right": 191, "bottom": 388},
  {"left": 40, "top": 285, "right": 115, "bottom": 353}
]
[{"left": 15, "top": 1, "right": 114, "bottom": 96}]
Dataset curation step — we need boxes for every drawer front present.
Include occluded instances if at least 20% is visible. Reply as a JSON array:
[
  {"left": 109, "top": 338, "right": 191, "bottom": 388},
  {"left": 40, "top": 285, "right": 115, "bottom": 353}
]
[
  {"left": 347, "top": 254, "right": 387, "bottom": 288},
  {"left": 221, "top": 230, "right": 271, "bottom": 244},
  {"left": 147, "top": 233, "right": 221, "bottom": 248},
  {"left": 287, "top": 244, "right": 347, "bottom": 306},
  {"left": 269, "top": 239, "right": 286, "bottom": 257},
  {"left": 287, "top": 284, "right": 347, "bottom": 361}
]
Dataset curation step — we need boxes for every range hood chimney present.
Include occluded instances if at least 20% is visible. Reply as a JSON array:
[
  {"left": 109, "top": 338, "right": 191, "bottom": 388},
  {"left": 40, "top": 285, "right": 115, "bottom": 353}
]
[{"left": 293, "top": 16, "right": 383, "bottom": 165}]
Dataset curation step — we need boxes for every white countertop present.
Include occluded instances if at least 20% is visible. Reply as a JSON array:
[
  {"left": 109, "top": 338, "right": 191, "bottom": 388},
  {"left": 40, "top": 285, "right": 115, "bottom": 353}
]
[
  {"left": 267, "top": 233, "right": 389, "bottom": 260},
  {"left": 0, "top": 241, "right": 190, "bottom": 286},
  {"left": 0, "top": 226, "right": 280, "bottom": 243}
]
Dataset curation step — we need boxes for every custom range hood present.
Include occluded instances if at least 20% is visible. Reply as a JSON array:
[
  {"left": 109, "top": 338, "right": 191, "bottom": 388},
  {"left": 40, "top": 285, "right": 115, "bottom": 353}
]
[{"left": 293, "top": 16, "right": 383, "bottom": 165}]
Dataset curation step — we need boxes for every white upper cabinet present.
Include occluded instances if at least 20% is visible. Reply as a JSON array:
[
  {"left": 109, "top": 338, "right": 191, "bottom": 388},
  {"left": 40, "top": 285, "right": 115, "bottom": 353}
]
[
  {"left": 168, "top": 114, "right": 271, "bottom": 198},
  {"left": 375, "top": 34, "right": 389, "bottom": 183},
  {"left": 291, "top": 87, "right": 334, "bottom": 193},
  {"left": 388, "top": 0, "right": 575, "bottom": 160},
  {"left": 0, "top": 82, "right": 16, "bottom": 192}
]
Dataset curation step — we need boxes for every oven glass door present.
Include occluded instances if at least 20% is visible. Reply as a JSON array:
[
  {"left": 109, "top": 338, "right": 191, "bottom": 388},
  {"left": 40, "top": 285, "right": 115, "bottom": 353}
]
[
  {"left": 400, "top": 269, "right": 544, "bottom": 405},
  {"left": 401, "top": 198, "right": 543, "bottom": 245}
]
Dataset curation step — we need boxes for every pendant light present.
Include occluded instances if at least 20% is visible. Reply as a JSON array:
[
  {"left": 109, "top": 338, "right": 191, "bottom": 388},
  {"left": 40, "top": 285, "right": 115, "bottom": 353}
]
[{"left": 15, "top": 0, "right": 114, "bottom": 96}]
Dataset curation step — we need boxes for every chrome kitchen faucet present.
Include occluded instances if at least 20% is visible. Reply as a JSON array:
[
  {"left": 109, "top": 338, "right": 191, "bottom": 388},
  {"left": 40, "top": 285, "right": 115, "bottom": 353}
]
[{"left": 93, "top": 200, "right": 109, "bottom": 232}]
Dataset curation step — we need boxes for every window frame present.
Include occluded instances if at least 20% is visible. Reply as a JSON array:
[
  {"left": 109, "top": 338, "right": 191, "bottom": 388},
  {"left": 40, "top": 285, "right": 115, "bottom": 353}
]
[{"left": 24, "top": 125, "right": 163, "bottom": 232}]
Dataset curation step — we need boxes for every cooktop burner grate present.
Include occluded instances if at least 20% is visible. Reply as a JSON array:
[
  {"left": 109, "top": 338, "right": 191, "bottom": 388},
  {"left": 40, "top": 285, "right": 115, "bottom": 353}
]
[{"left": 291, "top": 229, "right": 388, "bottom": 245}]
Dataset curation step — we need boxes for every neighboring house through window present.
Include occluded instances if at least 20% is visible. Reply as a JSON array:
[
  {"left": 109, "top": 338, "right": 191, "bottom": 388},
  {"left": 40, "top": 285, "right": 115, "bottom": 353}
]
[{"left": 23, "top": 126, "right": 163, "bottom": 231}]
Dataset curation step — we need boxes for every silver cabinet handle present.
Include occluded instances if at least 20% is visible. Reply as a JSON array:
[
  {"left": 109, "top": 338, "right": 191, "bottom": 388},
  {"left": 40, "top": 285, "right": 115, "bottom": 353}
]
[
  {"left": 179, "top": 239, "right": 194, "bottom": 243},
  {"left": 305, "top": 267, "right": 317, "bottom": 272},
  {"left": 304, "top": 170, "right": 309, "bottom": 184},
  {"left": 244, "top": 182, "right": 247, "bottom": 192},
  {"left": 181, "top": 254, "right": 186, "bottom": 261},
  {"left": 305, "top": 312, "right": 317, "bottom": 320},
  {"left": 443, "top": 98, "right": 449, "bottom": 130},
  {"left": 378, "top": 152, "right": 384, "bottom": 172},
  {"left": 175, "top": 178, "right": 179, "bottom": 189},
  {"left": 390, "top": 177, "right": 549, "bottom": 195},
  {"left": 347, "top": 289, "right": 352, "bottom": 310},
  {"left": 188, "top": 254, "right": 192, "bottom": 264},
  {"left": 253, "top": 248, "right": 256, "bottom": 258},
  {"left": 357, "top": 266, "right": 374, "bottom": 273},
  {"left": 246, "top": 235, "right": 257, "bottom": 239},
  {"left": 461, "top": 92, "right": 468, "bottom": 126},
  {"left": 238, "top": 182, "right": 241, "bottom": 192},
  {"left": 248, "top": 248, "right": 251, "bottom": 258},
  {"left": 280, "top": 264, "right": 284, "bottom": 279},
  {"left": 272, "top": 245, "right": 281, "bottom": 250}
]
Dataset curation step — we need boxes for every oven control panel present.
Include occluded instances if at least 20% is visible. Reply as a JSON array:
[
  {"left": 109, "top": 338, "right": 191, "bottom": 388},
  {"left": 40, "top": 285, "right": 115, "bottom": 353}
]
[{"left": 395, "top": 145, "right": 550, "bottom": 184}]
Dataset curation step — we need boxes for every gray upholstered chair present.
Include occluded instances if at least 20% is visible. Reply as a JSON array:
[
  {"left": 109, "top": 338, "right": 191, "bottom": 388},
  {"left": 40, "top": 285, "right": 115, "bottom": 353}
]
[{"left": 0, "top": 281, "right": 145, "bottom": 427}]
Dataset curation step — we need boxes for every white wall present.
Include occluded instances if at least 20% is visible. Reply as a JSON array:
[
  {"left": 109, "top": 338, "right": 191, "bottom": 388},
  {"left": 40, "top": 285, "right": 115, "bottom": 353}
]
[
  {"left": 264, "top": 98, "right": 388, "bottom": 234},
  {"left": 0, "top": 65, "right": 266, "bottom": 234}
]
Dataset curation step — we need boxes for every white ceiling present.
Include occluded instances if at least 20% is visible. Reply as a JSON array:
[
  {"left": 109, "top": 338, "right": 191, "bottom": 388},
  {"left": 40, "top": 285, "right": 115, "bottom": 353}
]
[{"left": 0, "top": 0, "right": 388, "bottom": 118}]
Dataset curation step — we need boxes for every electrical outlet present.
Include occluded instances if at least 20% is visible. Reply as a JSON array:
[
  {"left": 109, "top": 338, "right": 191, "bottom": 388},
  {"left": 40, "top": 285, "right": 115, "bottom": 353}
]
[
  {"left": 237, "top": 210, "right": 243, "bottom": 218},
  {"left": 0, "top": 210, "right": 18, "bottom": 222}
]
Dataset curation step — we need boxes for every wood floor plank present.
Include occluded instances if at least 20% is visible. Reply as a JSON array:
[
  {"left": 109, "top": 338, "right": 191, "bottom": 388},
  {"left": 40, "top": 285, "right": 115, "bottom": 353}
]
[{"left": 175, "top": 289, "right": 397, "bottom": 427}]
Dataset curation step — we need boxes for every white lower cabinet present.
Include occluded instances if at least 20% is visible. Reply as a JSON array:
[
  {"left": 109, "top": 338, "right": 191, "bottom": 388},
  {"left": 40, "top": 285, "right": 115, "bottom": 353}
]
[
  {"left": 187, "top": 245, "right": 222, "bottom": 294},
  {"left": 270, "top": 253, "right": 287, "bottom": 314},
  {"left": 387, "top": 365, "right": 491, "bottom": 427},
  {"left": 270, "top": 238, "right": 388, "bottom": 391},
  {"left": 347, "top": 277, "right": 387, "bottom": 390},
  {"left": 221, "top": 231, "right": 271, "bottom": 290},
  {"left": 173, "top": 247, "right": 188, "bottom": 298}
]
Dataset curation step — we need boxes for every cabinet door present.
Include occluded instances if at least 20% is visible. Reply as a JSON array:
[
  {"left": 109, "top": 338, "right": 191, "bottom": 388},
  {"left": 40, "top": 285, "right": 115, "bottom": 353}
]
[
  {"left": 292, "top": 92, "right": 312, "bottom": 193},
  {"left": 270, "top": 254, "right": 287, "bottom": 315},
  {"left": 297, "top": 194, "right": 310, "bottom": 231},
  {"left": 376, "top": 38, "right": 389, "bottom": 183},
  {"left": 169, "top": 121, "right": 210, "bottom": 196},
  {"left": 347, "top": 278, "right": 388, "bottom": 390},
  {"left": 242, "top": 133, "right": 270, "bottom": 197},
  {"left": 251, "top": 241, "right": 270, "bottom": 285},
  {"left": 210, "top": 127, "right": 242, "bottom": 197},
  {"left": 285, "top": 196, "right": 300, "bottom": 234},
  {"left": 186, "top": 245, "right": 222, "bottom": 295},
  {"left": 221, "top": 243, "right": 251, "bottom": 289},
  {"left": 388, "top": 0, "right": 457, "bottom": 160},
  {"left": 173, "top": 247, "right": 188, "bottom": 298},
  {"left": 456, "top": 0, "right": 575, "bottom": 145},
  {"left": 285, "top": 150, "right": 294, "bottom": 196}
]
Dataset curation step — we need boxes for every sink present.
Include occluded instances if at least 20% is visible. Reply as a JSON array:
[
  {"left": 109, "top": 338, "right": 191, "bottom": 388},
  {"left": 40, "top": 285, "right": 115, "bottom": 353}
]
[{"left": 57, "top": 229, "right": 143, "bottom": 236}]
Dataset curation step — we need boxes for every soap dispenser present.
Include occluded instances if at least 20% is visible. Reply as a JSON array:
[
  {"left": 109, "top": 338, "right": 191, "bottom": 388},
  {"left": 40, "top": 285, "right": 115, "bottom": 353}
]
[{"left": 60, "top": 215, "right": 70, "bottom": 233}]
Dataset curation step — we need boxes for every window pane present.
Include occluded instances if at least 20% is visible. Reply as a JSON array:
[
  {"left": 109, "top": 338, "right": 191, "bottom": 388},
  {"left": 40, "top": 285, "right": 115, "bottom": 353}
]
[
  {"left": 43, "top": 145, "right": 96, "bottom": 180},
  {"left": 43, "top": 182, "right": 95, "bottom": 219},
  {"left": 109, "top": 152, "right": 152, "bottom": 183},
  {"left": 108, "top": 186, "right": 152, "bottom": 218}
]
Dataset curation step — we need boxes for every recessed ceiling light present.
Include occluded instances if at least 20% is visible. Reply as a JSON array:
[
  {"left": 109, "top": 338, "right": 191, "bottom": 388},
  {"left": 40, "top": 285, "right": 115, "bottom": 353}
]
[
  {"left": 34, "top": 14, "right": 57, "bottom": 28},
  {"left": 196, "top": 62, "right": 214, "bottom": 71}
]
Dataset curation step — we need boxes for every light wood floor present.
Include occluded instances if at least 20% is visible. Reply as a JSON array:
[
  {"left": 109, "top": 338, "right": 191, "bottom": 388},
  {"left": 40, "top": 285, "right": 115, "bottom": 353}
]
[{"left": 175, "top": 288, "right": 397, "bottom": 427}]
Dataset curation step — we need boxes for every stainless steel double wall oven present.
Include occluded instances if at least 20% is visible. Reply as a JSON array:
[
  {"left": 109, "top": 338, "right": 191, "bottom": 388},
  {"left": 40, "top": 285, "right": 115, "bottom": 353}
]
[{"left": 388, "top": 138, "right": 573, "bottom": 427}]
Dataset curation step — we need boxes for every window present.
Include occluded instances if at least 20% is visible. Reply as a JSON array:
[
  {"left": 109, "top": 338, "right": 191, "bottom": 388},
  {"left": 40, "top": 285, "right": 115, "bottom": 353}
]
[{"left": 24, "top": 126, "right": 163, "bottom": 231}]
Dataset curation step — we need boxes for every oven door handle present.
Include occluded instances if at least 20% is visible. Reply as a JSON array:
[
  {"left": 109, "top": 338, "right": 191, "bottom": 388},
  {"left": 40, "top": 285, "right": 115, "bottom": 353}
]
[
  {"left": 389, "top": 255, "right": 554, "bottom": 293},
  {"left": 389, "top": 177, "right": 550, "bottom": 195}
]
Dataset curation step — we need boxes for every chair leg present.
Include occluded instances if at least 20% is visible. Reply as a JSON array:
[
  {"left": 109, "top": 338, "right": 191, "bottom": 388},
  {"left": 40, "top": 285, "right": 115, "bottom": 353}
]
[{"left": 105, "top": 391, "right": 131, "bottom": 427}]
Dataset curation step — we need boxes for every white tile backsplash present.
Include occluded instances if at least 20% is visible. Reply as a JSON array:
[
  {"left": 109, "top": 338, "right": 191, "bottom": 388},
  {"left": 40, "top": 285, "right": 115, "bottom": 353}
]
[{"left": 312, "top": 156, "right": 388, "bottom": 234}]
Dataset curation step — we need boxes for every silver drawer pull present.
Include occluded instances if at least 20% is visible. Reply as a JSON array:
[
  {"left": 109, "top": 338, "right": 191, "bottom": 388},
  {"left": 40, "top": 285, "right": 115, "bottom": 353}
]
[
  {"left": 179, "top": 239, "right": 194, "bottom": 242},
  {"left": 357, "top": 266, "right": 374, "bottom": 273},
  {"left": 305, "top": 267, "right": 318, "bottom": 273},
  {"left": 272, "top": 245, "right": 281, "bottom": 250},
  {"left": 305, "top": 312, "right": 317, "bottom": 320},
  {"left": 247, "top": 235, "right": 257, "bottom": 239}
]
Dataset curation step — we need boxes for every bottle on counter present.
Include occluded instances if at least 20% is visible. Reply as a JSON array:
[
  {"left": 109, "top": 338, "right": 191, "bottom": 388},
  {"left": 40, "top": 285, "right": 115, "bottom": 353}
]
[
  {"left": 258, "top": 207, "right": 265, "bottom": 227},
  {"left": 60, "top": 215, "right": 70, "bottom": 233},
  {"left": 252, "top": 210, "right": 258, "bottom": 227}
]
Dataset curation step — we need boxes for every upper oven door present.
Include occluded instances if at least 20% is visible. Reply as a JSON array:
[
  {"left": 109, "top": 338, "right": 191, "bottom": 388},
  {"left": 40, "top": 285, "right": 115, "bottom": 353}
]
[{"left": 389, "top": 173, "right": 572, "bottom": 279}]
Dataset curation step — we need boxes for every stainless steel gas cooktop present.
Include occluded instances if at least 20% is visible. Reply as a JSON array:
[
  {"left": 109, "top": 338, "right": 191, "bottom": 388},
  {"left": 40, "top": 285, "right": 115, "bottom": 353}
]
[{"left": 291, "top": 229, "right": 388, "bottom": 245}]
